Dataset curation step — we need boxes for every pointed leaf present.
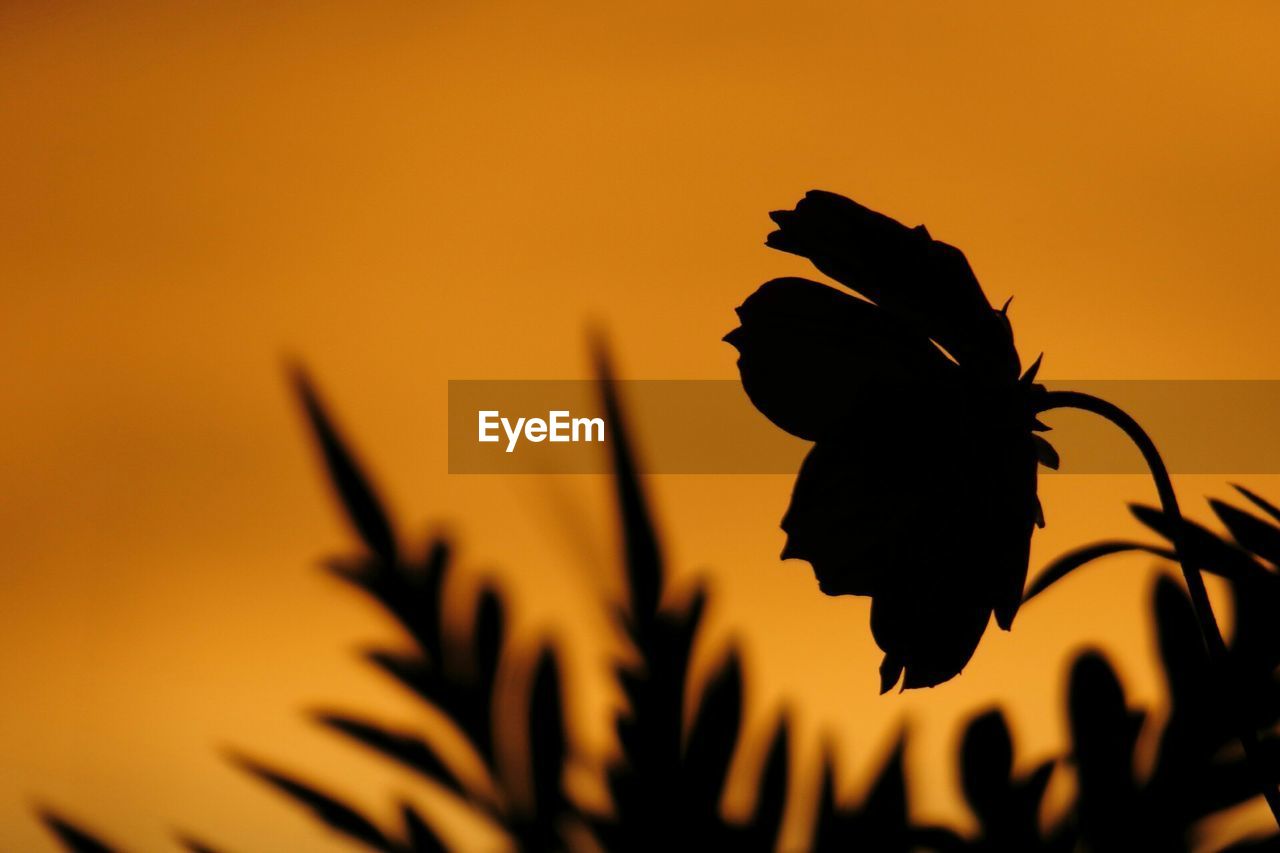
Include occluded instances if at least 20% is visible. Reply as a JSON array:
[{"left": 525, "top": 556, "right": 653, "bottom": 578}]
[
  {"left": 528, "top": 649, "right": 568, "bottom": 817},
  {"left": 813, "top": 742, "right": 844, "bottom": 842},
  {"left": 234, "top": 755, "right": 399, "bottom": 852},
  {"left": 366, "top": 649, "right": 433, "bottom": 701},
  {"left": 316, "top": 712, "right": 466, "bottom": 795},
  {"left": 1235, "top": 485, "right": 1280, "bottom": 525},
  {"left": 400, "top": 803, "right": 446, "bottom": 853},
  {"left": 1020, "top": 759, "right": 1056, "bottom": 811},
  {"left": 1153, "top": 575, "right": 1214, "bottom": 731},
  {"left": 961, "top": 708, "right": 1013, "bottom": 823},
  {"left": 1131, "top": 504, "right": 1272, "bottom": 584},
  {"left": 38, "top": 812, "right": 118, "bottom": 853},
  {"left": 594, "top": 338, "right": 662, "bottom": 631},
  {"left": 1024, "top": 541, "right": 1160, "bottom": 602},
  {"left": 878, "top": 653, "right": 905, "bottom": 695},
  {"left": 682, "top": 651, "right": 745, "bottom": 816},
  {"left": 1212, "top": 499, "right": 1280, "bottom": 567},
  {"left": 472, "top": 588, "right": 504, "bottom": 690},
  {"left": 1020, "top": 353, "right": 1043, "bottom": 385},
  {"left": 1068, "top": 651, "right": 1142, "bottom": 847},
  {"left": 291, "top": 365, "right": 397, "bottom": 564},
  {"left": 746, "top": 718, "right": 790, "bottom": 846},
  {"left": 864, "top": 733, "right": 909, "bottom": 832},
  {"left": 420, "top": 538, "right": 451, "bottom": 664},
  {"left": 1033, "top": 434, "right": 1060, "bottom": 470}
]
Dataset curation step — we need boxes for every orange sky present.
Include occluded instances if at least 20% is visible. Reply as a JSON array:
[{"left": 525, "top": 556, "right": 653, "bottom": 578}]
[{"left": 3, "top": 2, "right": 1280, "bottom": 850}]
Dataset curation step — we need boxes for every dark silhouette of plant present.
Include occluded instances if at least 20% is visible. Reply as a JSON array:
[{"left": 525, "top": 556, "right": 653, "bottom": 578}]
[
  {"left": 32, "top": 353, "right": 1280, "bottom": 852},
  {"left": 37, "top": 811, "right": 119, "bottom": 853},
  {"left": 725, "top": 190, "right": 1280, "bottom": 822},
  {"left": 37, "top": 809, "right": 220, "bottom": 853},
  {"left": 724, "top": 192, "right": 1050, "bottom": 692},
  {"left": 229, "top": 365, "right": 575, "bottom": 852},
  {"left": 957, "top": 709, "right": 1071, "bottom": 853},
  {"left": 590, "top": 342, "right": 794, "bottom": 851},
  {"left": 1028, "top": 487, "right": 1280, "bottom": 850}
]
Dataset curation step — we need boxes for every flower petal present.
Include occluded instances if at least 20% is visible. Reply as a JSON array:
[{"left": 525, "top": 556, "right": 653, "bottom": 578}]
[
  {"left": 778, "top": 392, "right": 1038, "bottom": 688},
  {"left": 725, "top": 277, "right": 954, "bottom": 442},
  {"left": 766, "top": 191, "right": 1020, "bottom": 380},
  {"left": 871, "top": 585, "right": 991, "bottom": 690}
]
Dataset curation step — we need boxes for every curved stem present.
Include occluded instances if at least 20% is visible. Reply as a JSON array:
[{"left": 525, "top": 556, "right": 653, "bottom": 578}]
[{"left": 1041, "top": 390, "right": 1280, "bottom": 826}]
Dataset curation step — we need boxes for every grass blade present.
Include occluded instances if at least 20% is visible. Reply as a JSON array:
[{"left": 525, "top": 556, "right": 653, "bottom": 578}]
[
  {"left": 290, "top": 364, "right": 398, "bottom": 564},
  {"left": 1023, "top": 542, "right": 1158, "bottom": 602},
  {"left": 234, "top": 755, "right": 400, "bottom": 852},
  {"left": 38, "top": 811, "right": 118, "bottom": 853},
  {"left": 400, "top": 803, "right": 446, "bottom": 853},
  {"left": 316, "top": 712, "right": 466, "bottom": 796},
  {"left": 592, "top": 338, "right": 662, "bottom": 630}
]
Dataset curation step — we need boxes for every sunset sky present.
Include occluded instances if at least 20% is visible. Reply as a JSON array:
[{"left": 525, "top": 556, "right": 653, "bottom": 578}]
[{"left": 3, "top": 2, "right": 1280, "bottom": 850}]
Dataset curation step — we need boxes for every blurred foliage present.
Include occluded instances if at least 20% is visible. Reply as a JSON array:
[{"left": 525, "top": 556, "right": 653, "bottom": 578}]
[{"left": 35, "top": 365, "right": 1280, "bottom": 852}]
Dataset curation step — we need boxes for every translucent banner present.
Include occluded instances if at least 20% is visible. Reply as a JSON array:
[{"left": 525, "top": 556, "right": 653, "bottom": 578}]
[{"left": 447, "top": 380, "right": 1280, "bottom": 474}]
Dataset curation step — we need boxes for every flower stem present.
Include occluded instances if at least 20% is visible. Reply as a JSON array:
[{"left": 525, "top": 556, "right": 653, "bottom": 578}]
[{"left": 1040, "top": 389, "right": 1280, "bottom": 826}]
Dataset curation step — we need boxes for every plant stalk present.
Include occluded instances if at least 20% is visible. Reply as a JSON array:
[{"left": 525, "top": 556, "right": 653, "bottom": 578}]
[{"left": 1040, "top": 389, "right": 1280, "bottom": 826}]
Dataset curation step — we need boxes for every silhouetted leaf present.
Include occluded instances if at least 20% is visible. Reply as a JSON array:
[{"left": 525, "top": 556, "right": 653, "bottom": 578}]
[
  {"left": 291, "top": 365, "right": 398, "bottom": 564},
  {"left": 460, "top": 586, "right": 504, "bottom": 763},
  {"left": 400, "top": 803, "right": 446, "bottom": 853},
  {"left": 1153, "top": 576, "right": 1216, "bottom": 745},
  {"left": 1022, "top": 759, "right": 1056, "bottom": 816},
  {"left": 813, "top": 732, "right": 951, "bottom": 852},
  {"left": 594, "top": 338, "right": 662, "bottom": 634},
  {"left": 1024, "top": 542, "right": 1160, "bottom": 601},
  {"left": 598, "top": 585, "right": 707, "bottom": 849},
  {"left": 1040, "top": 502, "right": 1280, "bottom": 846},
  {"left": 1034, "top": 505, "right": 1276, "bottom": 607},
  {"left": 1235, "top": 485, "right": 1280, "bottom": 526},
  {"left": 234, "top": 755, "right": 400, "bottom": 852},
  {"left": 1212, "top": 499, "right": 1280, "bottom": 568},
  {"left": 592, "top": 339, "right": 724, "bottom": 849},
  {"left": 744, "top": 717, "right": 789, "bottom": 847},
  {"left": 363, "top": 649, "right": 477, "bottom": 730},
  {"left": 1033, "top": 434, "right": 1060, "bottom": 470},
  {"left": 38, "top": 811, "right": 118, "bottom": 853},
  {"left": 362, "top": 583, "right": 505, "bottom": 767},
  {"left": 365, "top": 649, "right": 434, "bottom": 700},
  {"left": 960, "top": 708, "right": 1067, "bottom": 851},
  {"left": 316, "top": 712, "right": 466, "bottom": 795},
  {"left": 420, "top": 538, "right": 451, "bottom": 666},
  {"left": 1131, "top": 504, "right": 1272, "bottom": 586},
  {"left": 1127, "top": 498, "right": 1280, "bottom": 731},
  {"left": 682, "top": 651, "right": 744, "bottom": 819},
  {"left": 962, "top": 709, "right": 1014, "bottom": 825},
  {"left": 528, "top": 649, "right": 567, "bottom": 819},
  {"left": 472, "top": 587, "right": 504, "bottom": 694},
  {"left": 812, "top": 743, "right": 856, "bottom": 850},
  {"left": 1068, "top": 651, "right": 1147, "bottom": 852},
  {"left": 864, "top": 735, "right": 909, "bottom": 836},
  {"left": 326, "top": 539, "right": 452, "bottom": 664}
]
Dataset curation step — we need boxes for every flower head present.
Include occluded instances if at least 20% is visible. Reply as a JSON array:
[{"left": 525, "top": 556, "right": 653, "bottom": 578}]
[{"left": 725, "top": 191, "right": 1055, "bottom": 690}]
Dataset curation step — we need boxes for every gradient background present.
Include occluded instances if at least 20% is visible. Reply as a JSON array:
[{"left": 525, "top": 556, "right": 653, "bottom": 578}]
[{"left": 3, "top": 2, "right": 1279, "bottom": 850}]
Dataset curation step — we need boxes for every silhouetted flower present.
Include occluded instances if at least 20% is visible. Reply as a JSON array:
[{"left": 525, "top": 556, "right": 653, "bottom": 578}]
[{"left": 725, "top": 191, "right": 1056, "bottom": 690}]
